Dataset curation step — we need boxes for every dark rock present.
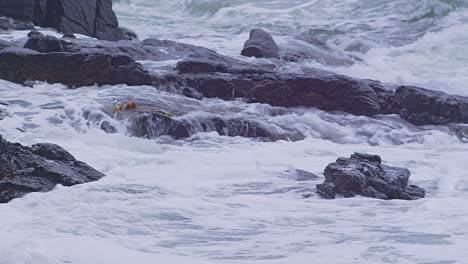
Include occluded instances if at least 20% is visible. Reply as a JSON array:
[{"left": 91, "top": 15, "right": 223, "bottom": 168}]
[
  {"left": 121, "top": 111, "right": 290, "bottom": 141},
  {"left": 0, "top": 0, "right": 34, "bottom": 21},
  {"left": 316, "top": 153, "right": 425, "bottom": 200},
  {"left": 241, "top": 29, "right": 279, "bottom": 59},
  {"left": 170, "top": 67, "right": 392, "bottom": 117},
  {"left": 0, "top": 16, "right": 34, "bottom": 30},
  {"left": 27, "top": 29, "right": 44, "bottom": 38},
  {"left": 393, "top": 86, "right": 468, "bottom": 125},
  {"left": 0, "top": 0, "right": 132, "bottom": 41},
  {"left": 0, "top": 50, "right": 154, "bottom": 87},
  {"left": 24, "top": 35, "right": 64, "bottom": 53},
  {"left": 100, "top": 121, "right": 117, "bottom": 134},
  {"left": 0, "top": 39, "right": 10, "bottom": 50},
  {"left": 62, "top": 33, "right": 76, "bottom": 39},
  {"left": 0, "top": 135, "right": 105, "bottom": 203}
]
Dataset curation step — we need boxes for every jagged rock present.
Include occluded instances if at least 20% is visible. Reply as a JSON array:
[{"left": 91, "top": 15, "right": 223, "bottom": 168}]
[
  {"left": 0, "top": 0, "right": 132, "bottom": 41},
  {"left": 241, "top": 28, "right": 279, "bottom": 59},
  {"left": 316, "top": 153, "right": 425, "bottom": 200},
  {"left": 0, "top": 50, "right": 154, "bottom": 87},
  {"left": 393, "top": 86, "right": 468, "bottom": 125},
  {"left": 0, "top": 135, "right": 105, "bottom": 203}
]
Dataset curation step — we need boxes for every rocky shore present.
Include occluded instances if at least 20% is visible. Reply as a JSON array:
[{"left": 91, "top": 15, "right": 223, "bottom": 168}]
[{"left": 0, "top": 0, "right": 455, "bottom": 202}]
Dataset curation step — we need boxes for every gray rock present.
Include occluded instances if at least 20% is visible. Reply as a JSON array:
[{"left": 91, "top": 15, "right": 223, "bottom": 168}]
[
  {"left": 0, "top": 135, "right": 105, "bottom": 203},
  {"left": 316, "top": 153, "right": 425, "bottom": 200},
  {"left": 241, "top": 29, "right": 279, "bottom": 59}
]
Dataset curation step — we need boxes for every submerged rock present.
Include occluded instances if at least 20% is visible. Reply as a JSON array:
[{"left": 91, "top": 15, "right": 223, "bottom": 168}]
[
  {"left": 115, "top": 106, "right": 291, "bottom": 141},
  {"left": 316, "top": 153, "right": 425, "bottom": 200},
  {"left": 241, "top": 28, "right": 279, "bottom": 59},
  {"left": 0, "top": 135, "right": 105, "bottom": 203}
]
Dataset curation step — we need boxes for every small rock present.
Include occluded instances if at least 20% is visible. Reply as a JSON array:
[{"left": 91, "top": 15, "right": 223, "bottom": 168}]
[
  {"left": 62, "top": 33, "right": 77, "bottom": 39},
  {"left": 241, "top": 28, "right": 279, "bottom": 59},
  {"left": 284, "top": 169, "right": 320, "bottom": 181},
  {"left": 24, "top": 35, "right": 64, "bottom": 53},
  {"left": 316, "top": 153, "right": 425, "bottom": 200}
]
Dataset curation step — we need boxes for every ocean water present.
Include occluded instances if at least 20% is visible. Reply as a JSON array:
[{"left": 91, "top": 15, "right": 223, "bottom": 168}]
[{"left": 0, "top": 0, "right": 468, "bottom": 263}]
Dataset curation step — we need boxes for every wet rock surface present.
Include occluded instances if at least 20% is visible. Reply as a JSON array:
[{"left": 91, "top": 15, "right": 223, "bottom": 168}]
[
  {"left": 0, "top": 135, "right": 105, "bottom": 203},
  {"left": 392, "top": 86, "right": 468, "bottom": 126},
  {"left": 241, "top": 28, "right": 279, "bottom": 59},
  {"left": 316, "top": 153, "right": 425, "bottom": 200},
  {"left": 102, "top": 103, "right": 292, "bottom": 141},
  {"left": 0, "top": 49, "right": 153, "bottom": 87},
  {"left": 0, "top": 0, "right": 131, "bottom": 41}
]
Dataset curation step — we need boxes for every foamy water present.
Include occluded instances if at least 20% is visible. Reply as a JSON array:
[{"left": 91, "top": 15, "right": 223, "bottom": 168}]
[{"left": 0, "top": 0, "right": 467, "bottom": 263}]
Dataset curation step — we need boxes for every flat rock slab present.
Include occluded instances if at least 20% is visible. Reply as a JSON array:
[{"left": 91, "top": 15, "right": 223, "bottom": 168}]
[
  {"left": 0, "top": 135, "right": 105, "bottom": 203},
  {"left": 316, "top": 153, "right": 425, "bottom": 200}
]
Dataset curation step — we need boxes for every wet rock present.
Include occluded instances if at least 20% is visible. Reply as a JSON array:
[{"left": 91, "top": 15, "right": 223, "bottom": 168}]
[
  {"left": 393, "top": 86, "right": 468, "bottom": 125},
  {"left": 241, "top": 28, "right": 279, "bottom": 59},
  {"left": 27, "top": 29, "right": 43, "bottom": 38},
  {"left": 0, "top": 135, "right": 105, "bottom": 203},
  {"left": 171, "top": 66, "right": 392, "bottom": 116},
  {"left": 316, "top": 153, "right": 425, "bottom": 200},
  {"left": 0, "top": 39, "right": 10, "bottom": 50},
  {"left": 24, "top": 34, "right": 64, "bottom": 53},
  {"left": 0, "top": 16, "right": 34, "bottom": 30},
  {"left": 100, "top": 121, "right": 117, "bottom": 134},
  {"left": 0, "top": 50, "right": 154, "bottom": 87},
  {"left": 62, "top": 33, "right": 77, "bottom": 39},
  {"left": 0, "top": 0, "right": 131, "bottom": 41},
  {"left": 123, "top": 111, "right": 290, "bottom": 141}
]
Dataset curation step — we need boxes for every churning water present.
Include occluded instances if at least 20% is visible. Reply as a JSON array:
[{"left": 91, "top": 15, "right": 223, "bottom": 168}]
[{"left": 0, "top": 0, "right": 467, "bottom": 263}]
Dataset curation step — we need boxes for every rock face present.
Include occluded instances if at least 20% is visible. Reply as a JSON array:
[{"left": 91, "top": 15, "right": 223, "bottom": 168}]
[
  {"left": 0, "top": 49, "right": 154, "bottom": 87},
  {"left": 316, "top": 153, "right": 425, "bottom": 200},
  {"left": 0, "top": 135, "right": 105, "bottom": 203},
  {"left": 0, "top": 0, "right": 132, "bottom": 41},
  {"left": 241, "top": 29, "right": 279, "bottom": 59}
]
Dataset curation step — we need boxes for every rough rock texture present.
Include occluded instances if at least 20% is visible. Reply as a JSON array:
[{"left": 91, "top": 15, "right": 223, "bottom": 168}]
[
  {"left": 0, "top": 49, "right": 154, "bottom": 87},
  {"left": 392, "top": 86, "right": 468, "bottom": 126},
  {"left": 0, "top": 135, "right": 105, "bottom": 203},
  {"left": 241, "top": 28, "right": 279, "bottom": 59},
  {"left": 0, "top": 0, "right": 132, "bottom": 41},
  {"left": 316, "top": 153, "right": 425, "bottom": 200},
  {"left": 172, "top": 57, "right": 392, "bottom": 116}
]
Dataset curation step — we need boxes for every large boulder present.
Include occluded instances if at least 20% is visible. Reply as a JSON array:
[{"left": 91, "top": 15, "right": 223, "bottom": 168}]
[
  {"left": 241, "top": 29, "right": 279, "bottom": 59},
  {"left": 0, "top": 0, "right": 132, "bottom": 41},
  {"left": 0, "top": 49, "right": 154, "bottom": 87},
  {"left": 316, "top": 153, "right": 425, "bottom": 200},
  {"left": 0, "top": 135, "right": 105, "bottom": 203}
]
